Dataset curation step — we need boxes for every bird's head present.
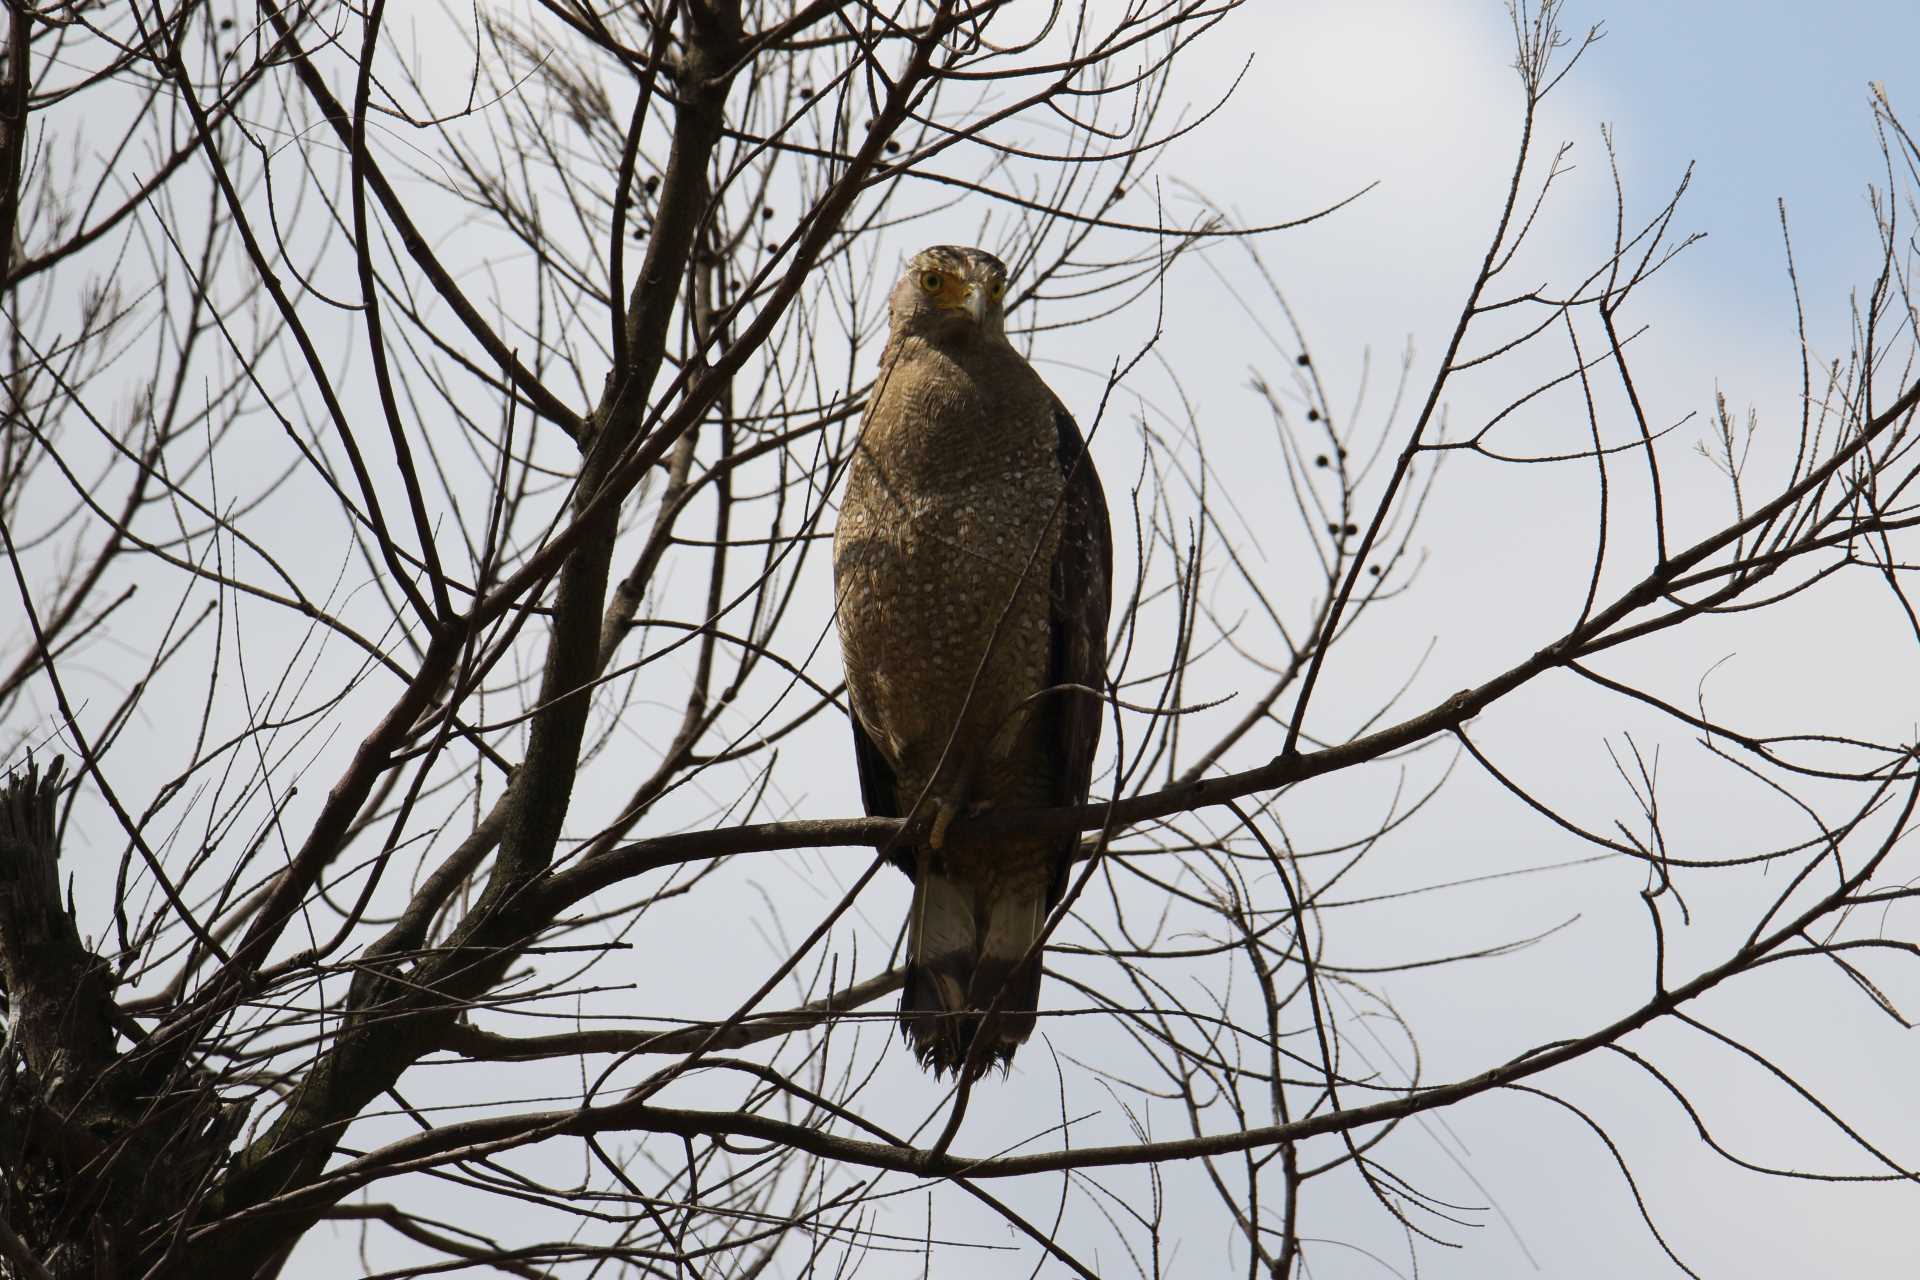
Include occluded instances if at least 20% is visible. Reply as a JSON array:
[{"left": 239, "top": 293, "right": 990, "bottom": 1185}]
[{"left": 888, "top": 245, "right": 1010, "bottom": 346}]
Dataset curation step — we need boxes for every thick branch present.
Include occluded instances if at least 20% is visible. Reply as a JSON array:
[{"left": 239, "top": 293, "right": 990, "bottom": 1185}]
[
  {"left": 439, "top": 968, "right": 902, "bottom": 1061},
  {"left": 0, "top": 4, "right": 30, "bottom": 283},
  {"left": 191, "top": 5, "right": 752, "bottom": 1266}
]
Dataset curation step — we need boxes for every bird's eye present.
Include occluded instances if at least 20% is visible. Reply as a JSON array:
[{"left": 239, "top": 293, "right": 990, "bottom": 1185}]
[
  {"left": 989, "top": 279, "right": 1006, "bottom": 299},
  {"left": 919, "top": 271, "right": 943, "bottom": 292}
]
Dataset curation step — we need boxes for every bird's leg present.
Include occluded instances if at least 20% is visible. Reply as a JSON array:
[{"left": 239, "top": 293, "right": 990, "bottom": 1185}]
[
  {"left": 931, "top": 796, "right": 995, "bottom": 848},
  {"left": 926, "top": 761, "right": 982, "bottom": 850},
  {"left": 928, "top": 799, "right": 961, "bottom": 850}
]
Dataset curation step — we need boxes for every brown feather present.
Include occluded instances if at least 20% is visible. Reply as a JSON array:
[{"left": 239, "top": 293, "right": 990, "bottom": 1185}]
[{"left": 834, "top": 246, "right": 1111, "bottom": 1077}]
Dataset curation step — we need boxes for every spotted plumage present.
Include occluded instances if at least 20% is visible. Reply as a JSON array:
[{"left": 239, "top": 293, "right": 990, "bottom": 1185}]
[{"left": 834, "top": 246, "right": 1112, "bottom": 1077}]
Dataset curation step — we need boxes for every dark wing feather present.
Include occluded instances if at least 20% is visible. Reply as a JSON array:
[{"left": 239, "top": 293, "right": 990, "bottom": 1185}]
[
  {"left": 846, "top": 714, "right": 916, "bottom": 878},
  {"left": 1044, "top": 402, "right": 1113, "bottom": 904},
  {"left": 835, "top": 515, "right": 913, "bottom": 876}
]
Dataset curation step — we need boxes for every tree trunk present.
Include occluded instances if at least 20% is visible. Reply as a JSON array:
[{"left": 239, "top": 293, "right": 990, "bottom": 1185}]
[{"left": 1, "top": 759, "right": 237, "bottom": 1278}]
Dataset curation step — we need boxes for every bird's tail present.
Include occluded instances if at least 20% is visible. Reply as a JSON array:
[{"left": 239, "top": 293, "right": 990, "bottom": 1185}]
[{"left": 901, "top": 863, "right": 1047, "bottom": 1077}]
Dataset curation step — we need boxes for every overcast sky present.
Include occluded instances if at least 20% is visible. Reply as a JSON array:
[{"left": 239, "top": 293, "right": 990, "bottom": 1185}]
[
  {"left": 259, "top": 2, "right": 1920, "bottom": 1275},
  {"left": 16, "top": 2, "right": 1916, "bottom": 1276}
]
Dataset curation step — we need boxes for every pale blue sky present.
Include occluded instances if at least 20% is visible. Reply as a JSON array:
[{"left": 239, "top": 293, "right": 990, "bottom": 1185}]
[{"left": 1589, "top": 1, "right": 1917, "bottom": 322}]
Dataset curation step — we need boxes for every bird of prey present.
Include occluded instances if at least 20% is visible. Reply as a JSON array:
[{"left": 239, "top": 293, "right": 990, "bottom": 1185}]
[{"left": 833, "top": 245, "right": 1112, "bottom": 1077}]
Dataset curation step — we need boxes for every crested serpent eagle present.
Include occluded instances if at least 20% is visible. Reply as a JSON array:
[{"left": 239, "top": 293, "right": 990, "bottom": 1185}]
[{"left": 833, "top": 245, "right": 1112, "bottom": 1077}]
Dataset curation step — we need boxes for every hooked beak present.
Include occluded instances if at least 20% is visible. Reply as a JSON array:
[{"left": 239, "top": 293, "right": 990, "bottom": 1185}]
[
  {"left": 937, "top": 281, "right": 988, "bottom": 326},
  {"left": 961, "top": 284, "right": 987, "bottom": 327}
]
